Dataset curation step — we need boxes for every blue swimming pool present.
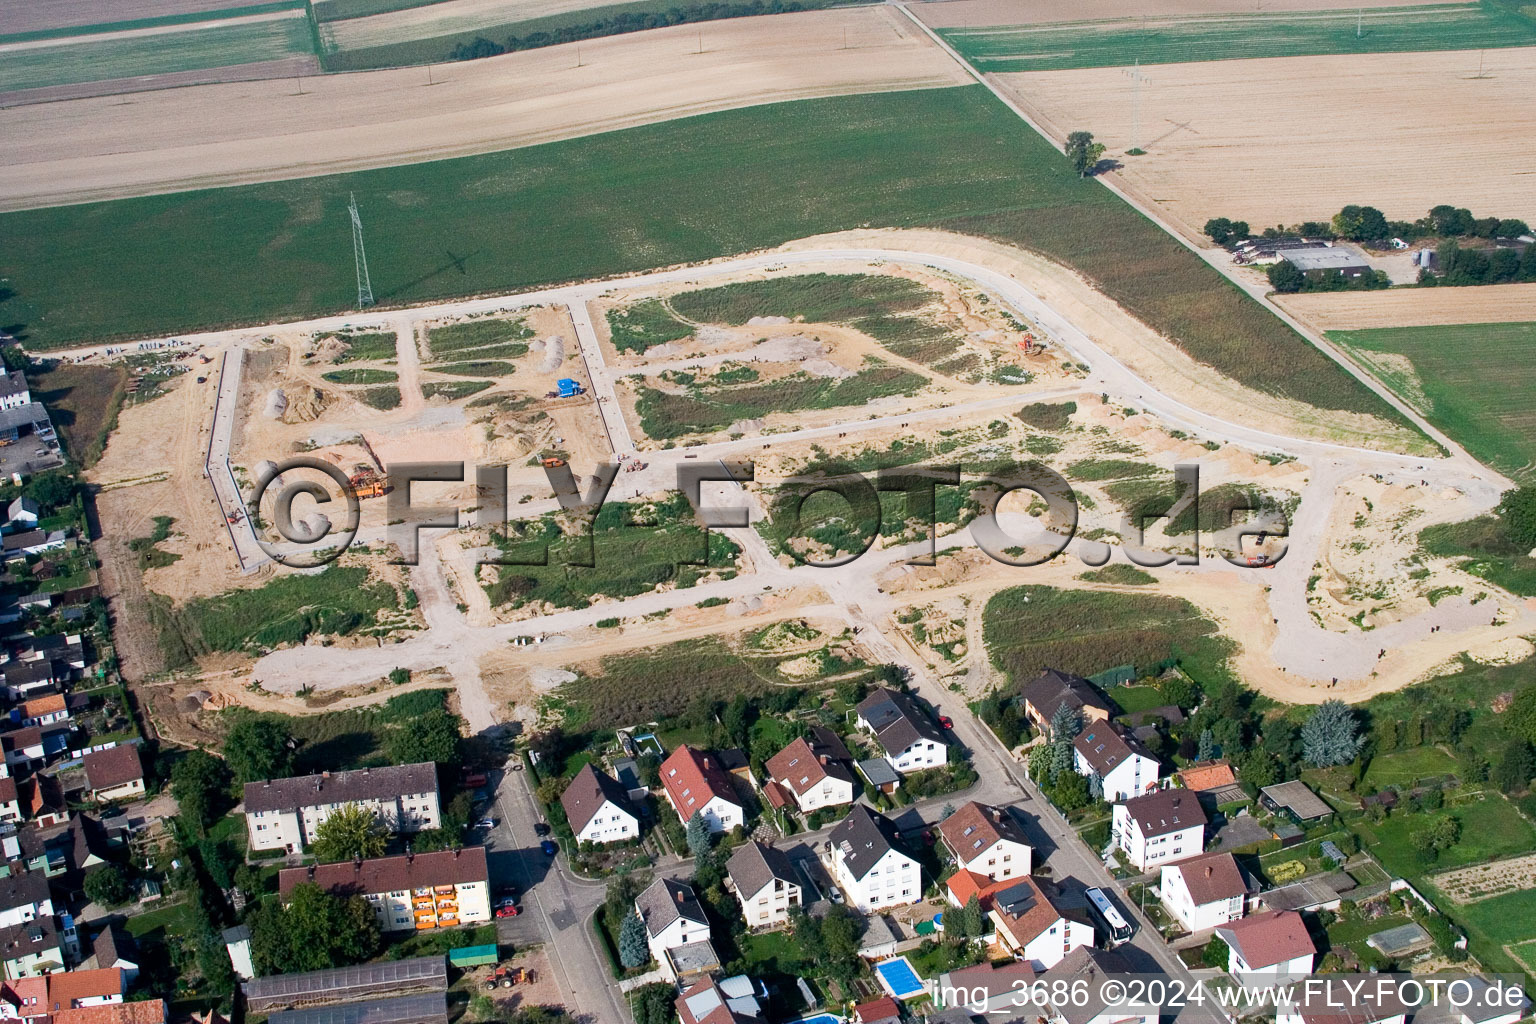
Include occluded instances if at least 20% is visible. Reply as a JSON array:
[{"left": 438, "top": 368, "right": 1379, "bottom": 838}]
[
  {"left": 793, "top": 1015, "right": 842, "bottom": 1024},
  {"left": 874, "top": 955, "right": 925, "bottom": 999}
]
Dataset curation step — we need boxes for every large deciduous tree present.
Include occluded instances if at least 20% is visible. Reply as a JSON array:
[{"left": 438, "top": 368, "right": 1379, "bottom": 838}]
[
  {"left": 170, "top": 750, "right": 232, "bottom": 836},
  {"left": 311, "top": 802, "right": 390, "bottom": 863},
  {"left": 249, "top": 882, "right": 381, "bottom": 975},
  {"left": 1065, "top": 131, "right": 1106, "bottom": 178},
  {"left": 224, "top": 716, "right": 293, "bottom": 784}
]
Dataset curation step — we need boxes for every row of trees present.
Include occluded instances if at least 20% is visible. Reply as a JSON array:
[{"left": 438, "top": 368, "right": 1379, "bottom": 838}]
[
  {"left": 1266, "top": 261, "right": 1391, "bottom": 294},
  {"left": 1206, "top": 205, "right": 1530, "bottom": 247},
  {"left": 1420, "top": 238, "right": 1536, "bottom": 287}
]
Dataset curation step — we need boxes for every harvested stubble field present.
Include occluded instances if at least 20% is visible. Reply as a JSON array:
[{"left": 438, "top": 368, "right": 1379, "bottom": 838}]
[
  {"left": 0, "top": 0, "right": 278, "bottom": 35},
  {"left": 938, "top": 4, "right": 1536, "bottom": 71},
  {"left": 0, "top": 86, "right": 1403, "bottom": 430},
  {"left": 0, "top": 8, "right": 315, "bottom": 94},
  {"left": 1275, "top": 283, "right": 1536, "bottom": 331},
  {"left": 319, "top": 0, "right": 860, "bottom": 70},
  {"left": 997, "top": 47, "right": 1536, "bottom": 236},
  {"left": 0, "top": 6, "right": 965, "bottom": 210},
  {"left": 909, "top": 0, "right": 1455, "bottom": 30},
  {"left": 1329, "top": 322, "right": 1536, "bottom": 480}
]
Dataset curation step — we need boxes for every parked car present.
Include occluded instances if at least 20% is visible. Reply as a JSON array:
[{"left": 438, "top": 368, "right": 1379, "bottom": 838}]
[
  {"left": 476, "top": 818, "right": 497, "bottom": 830},
  {"left": 938, "top": 715, "right": 954, "bottom": 729},
  {"left": 496, "top": 904, "right": 521, "bottom": 918},
  {"left": 541, "top": 839, "right": 558, "bottom": 856},
  {"left": 534, "top": 823, "right": 552, "bottom": 837},
  {"left": 828, "top": 887, "right": 845, "bottom": 905}
]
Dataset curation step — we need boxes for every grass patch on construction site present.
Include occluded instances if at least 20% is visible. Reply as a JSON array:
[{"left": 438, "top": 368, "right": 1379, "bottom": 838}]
[
  {"left": 939, "top": 4, "right": 1536, "bottom": 71},
  {"left": 321, "top": 368, "right": 398, "bottom": 385},
  {"left": 1104, "top": 478, "right": 1297, "bottom": 536},
  {"left": 327, "top": 331, "right": 398, "bottom": 362},
  {"left": 422, "top": 380, "right": 492, "bottom": 400},
  {"left": 669, "top": 272, "right": 934, "bottom": 324},
  {"left": 0, "top": 86, "right": 1406, "bottom": 425},
  {"left": 485, "top": 493, "right": 739, "bottom": 611},
  {"left": 26, "top": 360, "right": 129, "bottom": 467},
  {"left": 606, "top": 299, "right": 693, "bottom": 354},
  {"left": 1077, "top": 564, "right": 1155, "bottom": 585},
  {"left": 1330, "top": 322, "right": 1536, "bottom": 482},
  {"left": 983, "top": 584, "right": 1232, "bottom": 683},
  {"left": 636, "top": 365, "right": 928, "bottom": 439},
  {"left": 1016, "top": 401, "right": 1076, "bottom": 431},
  {"left": 427, "top": 317, "right": 533, "bottom": 356},
  {"left": 429, "top": 360, "right": 516, "bottom": 378},
  {"left": 1066, "top": 458, "right": 1157, "bottom": 482},
  {"left": 157, "top": 564, "right": 403, "bottom": 655},
  {"left": 356, "top": 385, "right": 402, "bottom": 409},
  {"left": 1419, "top": 515, "right": 1536, "bottom": 597}
]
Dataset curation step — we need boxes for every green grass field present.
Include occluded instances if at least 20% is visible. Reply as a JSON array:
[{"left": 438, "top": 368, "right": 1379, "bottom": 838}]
[
  {"left": 0, "top": 14, "right": 315, "bottom": 92},
  {"left": 939, "top": 3, "right": 1536, "bottom": 72},
  {"left": 321, "top": 367, "right": 398, "bottom": 384},
  {"left": 1331, "top": 322, "right": 1536, "bottom": 481},
  {"left": 1358, "top": 794, "right": 1536, "bottom": 877},
  {"left": 325, "top": 330, "right": 399, "bottom": 362},
  {"left": 636, "top": 365, "right": 928, "bottom": 439},
  {"left": 984, "top": 584, "right": 1233, "bottom": 684},
  {"left": 0, "top": 86, "right": 1402, "bottom": 426},
  {"left": 1361, "top": 745, "right": 1461, "bottom": 789}
]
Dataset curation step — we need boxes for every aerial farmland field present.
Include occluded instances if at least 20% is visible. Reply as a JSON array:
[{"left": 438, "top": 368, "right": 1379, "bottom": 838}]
[
  {"left": 1329, "top": 322, "right": 1536, "bottom": 480},
  {"left": 936, "top": 3, "right": 1536, "bottom": 71}
]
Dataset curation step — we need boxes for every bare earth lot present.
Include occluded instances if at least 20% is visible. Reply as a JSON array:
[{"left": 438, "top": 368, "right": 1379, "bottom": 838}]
[
  {"left": 323, "top": 0, "right": 643, "bottom": 50},
  {"left": 0, "top": 6, "right": 969, "bottom": 210},
  {"left": 994, "top": 47, "right": 1536, "bottom": 238},
  {"left": 910, "top": 0, "right": 1458, "bottom": 29},
  {"left": 1275, "top": 283, "right": 1536, "bottom": 331}
]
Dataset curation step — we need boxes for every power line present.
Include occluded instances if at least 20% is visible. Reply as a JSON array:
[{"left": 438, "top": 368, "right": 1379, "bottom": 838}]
[
  {"left": 349, "top": 192, "right": 374, "bottom": 309},
  {"left": 1123, "top": 60, "right": 1150, "bottom": 152}
]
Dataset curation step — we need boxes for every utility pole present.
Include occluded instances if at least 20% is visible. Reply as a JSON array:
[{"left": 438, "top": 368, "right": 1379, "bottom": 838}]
[
  {"left": 1357, "top": 7, "right": 1363, "bottom": 38},
  {"left": 1123, "top": 60, "right": 1150, "bottom": 152},
  {"left": 349, "top": 193, "right": 374, "bottom": 309}
]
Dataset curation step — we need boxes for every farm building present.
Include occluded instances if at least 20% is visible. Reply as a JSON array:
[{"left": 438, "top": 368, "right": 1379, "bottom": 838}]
[
  {"left": 1259, "top": 781, "right": 1333, "bottom": 824},
  {"left": 1279, "top": 245, "right": 1370, "bottom": 278},
  {"left": 241, "top": 956, "right": 447, "bottom": 1013}
]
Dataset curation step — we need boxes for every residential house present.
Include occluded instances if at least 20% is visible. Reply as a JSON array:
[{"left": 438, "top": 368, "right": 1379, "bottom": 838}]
[
  {"left": 15, "top": 698, "right": 66, "bottom": 730},
  {"left": 635, "top": 878, "right": 712, "bottom": 982},
  {"left": 764, "top": 731, "right": 856, "bottom": 814},
  {"left": 0, "top": 874, "right": 61, "bottom": 980},
  {"left": 82, "top": 747, "right": 145, "bottom": 805},
  {"left": 988, "top": 876, "right": 1095, "bottom": 970},
  {"left": 1040, "top": 947, "right": 1157, "bottom": 1024},
  {"left": 1176, "top": 760, "right": 1238, "bottom": 794},
  {"left": 828, "top": 805, "right": 920, "bottom": 912},
  {"left": 0, "top": 730, "right": 45, "bottom": 772},
  {"left": 659, "top": 746, "right": 743, "bottom": 836},
  {"left": 1073, "top": 723, "right": 1159, "bottom": 802},
  {"left": 851, "top": 996, "right": 903, "bottom": 1024},
  {"left": 46, "top": 1003, "right": 166, "bottom": 1024},
  {"left": 0, "top": 778, "right": 18, "bottom": 826},
  {"left": 222, "top": 927, "right": 254, "bottom": 982},
  {"left": 855, "top": 688, "right": 946, "bottom": 774},
  {"left": 0, "top": 667, "right": 52, "bottom": 704},
  {"left": 674, "top": 976, "right": 764, "bottom": 1024},
  {"left": 81, "top": 926, "right": 138, "bottom": 986},
  {"left": 1259, "top": 781, "right": 1334, "bottom": 825},
  {"left": 1112, "top": 789, "right": 1207, "bottom": 871},
  {"left": 0, "top": 375, "right": 29, "bottom": 414},
  {"left": 855, "top": 757, "right": 901, "bottom": 795},
  {"left": 1214, "top": 909, "right": 1315, "bottom": 984},
  {"left": 5, "top": 500, "right": 39, "bottom": 530},
  {"left": 559, "top": 765, "right": 639, "bottom": 846},
  {"left": 1018, "top": 669, "right": 1111, "bottom": 735},
  {"left": 19, "top": 778, "right": 67, "bottom": 829},
  {"left": 243, "top": 762, "right": 441, "bottom": 854},
  {"left": 1159, "top": 851, "right": 1252, "bottom": 933},
  {"left": 1274, "top": 977, "right": 1411, "bottom": 1024},
  {"left": 937, "top": 960, "right": 1036, "bottom": 1016},
  {"left": 1454, "top": 978, "right": 1530, "bottom": 1024},
  {"left": 937, "top": 801, "right": 1032, "bottom": 883},
  {"left": 277, "top": 848, "right": 490, "bottom": 932},
  {"left": 726, "top": 840, "right": 800, "bottom": 930},
  {"left": 2, "top": 532, "right": 66, "bottom": 561}
]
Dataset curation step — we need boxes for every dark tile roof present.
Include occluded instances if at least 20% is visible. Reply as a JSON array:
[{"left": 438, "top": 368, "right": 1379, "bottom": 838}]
[
  {"left": 1167, "top": 851, "right": 1251, "bottom": 905},
  {"left": 1216, "top": 909, "right": 1316, "bottom": 969},
  {"left": 90, "top": 923, "right": 139, "bottom": 970},
  {"left": 1040, "top": 947, "right": 1149, "bottom": 1024},
  {"left": 243, "top": 763, "right": 439, "bottom": 814},
  {"left": 726, "top": 840, "right": 797, "bottom": 900},
  {"left": 559, "top": 764, "right": 636, "bottom": 835},
  {"left": 830, "top": 804, "right": 905, "bottom": 882},
  {"left": 856, "top": 687, "right": 944, "bottom": 754},
  {"left": 0, "top": 868, "right": 51, "bottom": 912},
  {"left": 278, "top": 847, "right": 488, "bottom": 899},
  {"left": 1120, "top": 788, "right": 1207, "bottom": 838},
  {"left": 1018, "top": 669, "right": 1108, "bottom": 724},
  {"left": 1073, "top": 722, "right": 1153, "bottom": 777},
  {"left": 636, "top": 878, "right": 708, "bottom": 938},
  {"left": 937, "top": 801, "right": 1030, "bottom": 861},
  {"left": 765, "top": 736, "right": 854, "bottom": 799}
]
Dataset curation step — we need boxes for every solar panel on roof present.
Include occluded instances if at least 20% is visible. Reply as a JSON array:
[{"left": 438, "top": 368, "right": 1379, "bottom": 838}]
[{"left": 267, "top": 993, "right": 447, "bottom": 1024}]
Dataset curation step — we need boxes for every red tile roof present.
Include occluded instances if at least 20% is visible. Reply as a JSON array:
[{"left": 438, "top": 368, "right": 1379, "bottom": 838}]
[
  {"left": 938, "top": 801, "right": 1029, "bottom": 863},
  {"left": 43, "top": 968, "right": 125, "bottom": 1010},
  {"left": 1178, "top": 761, "right": 1237, "bottom": 792},
  {"left": 21, "top": 694, "right": 65, "bottom": 718},
  {"left": 945, "top": 869, "right": 1017, "bottom": 909},
  {"left": 1218, "top": 909, "right": 1315, "bottom": 969},
  {"left": 50, "top": 1000, "right": 166, "bottom": 1024},
  {"left": 278, "top": 847, "right": 487, "bottom": 899},
  {"left": 660, "top": 746, "right": 739, "bottom": 821},
  {"left": 853, "top": 995, "right": 901, "bottom": 1023},
  {"left": 765, "top": 736, "right": 852, "bottom": 799}
]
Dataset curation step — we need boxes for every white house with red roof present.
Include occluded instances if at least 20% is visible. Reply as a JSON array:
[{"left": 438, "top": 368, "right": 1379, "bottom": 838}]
[
  {"left": 937, "top": 801, "right": 1032, "bottom": 882},
  {"left": 1112, "top": 789, "right": 1207, "bottom": 870},
  {"left": 660, "top": 746, "right": 744, "bottom": 835},
  {"left": 1073, "top": 723, "right": 1159, "bottom": 802},
  {"left": 1159, "top": 851, "right": 1252, "bottom": 932},
  {"left": 989, "top": 876, "right": 1095, "bottom": 969},
  {"left": 763, "top": 732, "right": 855, "bottom": 814},
  {"left": 1215, "top": 909, "right": 1315, "bottom": 984}
]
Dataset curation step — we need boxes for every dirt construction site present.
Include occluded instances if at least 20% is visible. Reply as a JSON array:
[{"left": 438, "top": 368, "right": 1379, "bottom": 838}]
[{"left": 79, "top": 230, "right": 1536, "bottom": 754}]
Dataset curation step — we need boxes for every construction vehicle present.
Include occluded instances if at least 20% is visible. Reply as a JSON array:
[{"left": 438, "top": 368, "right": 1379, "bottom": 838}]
[
  {"left": 544, "top": 378, "right": 586, "bottom": 399},
  {"left": 539, "top": 456, "right": 566, "bottom": 469},
  {"left": 226, "top": 510, "right": 244, "bottom": 524},
  {"left": 349, "top": 465, "right": 386, "bottom": 499}
]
